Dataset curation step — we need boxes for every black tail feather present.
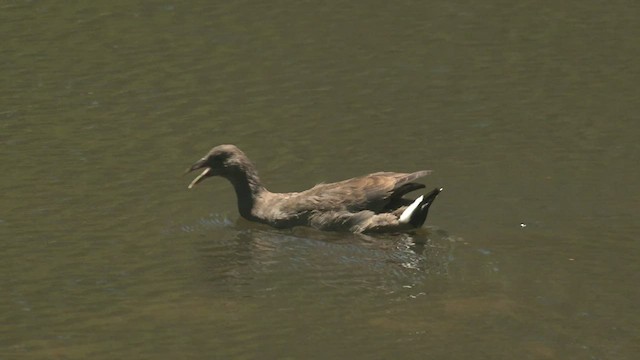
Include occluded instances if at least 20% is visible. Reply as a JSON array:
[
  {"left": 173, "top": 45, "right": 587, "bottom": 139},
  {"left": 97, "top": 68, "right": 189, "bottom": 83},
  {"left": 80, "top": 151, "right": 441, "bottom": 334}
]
[{"left": 409, "top": 187, "right": 443, "bottom": 228}]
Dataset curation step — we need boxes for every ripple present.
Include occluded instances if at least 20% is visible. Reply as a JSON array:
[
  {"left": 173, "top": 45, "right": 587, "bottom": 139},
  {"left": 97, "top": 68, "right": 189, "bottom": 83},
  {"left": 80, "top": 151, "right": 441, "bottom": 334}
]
[{"left": 192, "top": 226, "right": 459, "bottom": 297}]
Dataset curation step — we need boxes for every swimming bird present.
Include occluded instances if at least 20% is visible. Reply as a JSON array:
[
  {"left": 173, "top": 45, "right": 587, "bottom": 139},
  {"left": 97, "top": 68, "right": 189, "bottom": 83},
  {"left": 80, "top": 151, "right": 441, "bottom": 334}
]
[{"left": 186, "top": 144, "right": 442, "bottom": 233}]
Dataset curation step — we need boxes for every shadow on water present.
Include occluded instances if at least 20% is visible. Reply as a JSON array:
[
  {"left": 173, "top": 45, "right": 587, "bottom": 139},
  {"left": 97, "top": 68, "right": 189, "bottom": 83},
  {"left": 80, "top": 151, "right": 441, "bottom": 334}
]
[{"left": 180, "top": 213, "right": 464, "bottom": 296}]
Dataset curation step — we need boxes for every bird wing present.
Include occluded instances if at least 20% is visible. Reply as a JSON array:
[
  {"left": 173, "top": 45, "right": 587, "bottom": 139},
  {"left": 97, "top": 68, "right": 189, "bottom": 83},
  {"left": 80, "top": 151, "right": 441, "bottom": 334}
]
[{"left": 277, "top": 170, "right": 431, "bottom": 214}]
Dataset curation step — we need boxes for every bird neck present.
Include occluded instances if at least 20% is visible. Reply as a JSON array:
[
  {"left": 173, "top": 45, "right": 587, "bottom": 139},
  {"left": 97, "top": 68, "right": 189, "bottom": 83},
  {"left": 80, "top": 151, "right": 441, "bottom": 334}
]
[{"left": 225, "top": 164, "right": 267, "bottom": 220}]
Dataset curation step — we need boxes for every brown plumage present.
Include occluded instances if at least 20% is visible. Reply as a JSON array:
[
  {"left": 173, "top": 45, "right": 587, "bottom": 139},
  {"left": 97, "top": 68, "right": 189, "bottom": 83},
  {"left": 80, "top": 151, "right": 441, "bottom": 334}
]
[{"left": 186, "top": 144, "right": 442, "bottom": 233}]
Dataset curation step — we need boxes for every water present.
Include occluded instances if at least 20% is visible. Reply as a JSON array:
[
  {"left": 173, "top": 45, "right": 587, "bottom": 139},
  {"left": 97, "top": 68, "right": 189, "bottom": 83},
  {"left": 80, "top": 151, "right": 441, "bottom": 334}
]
[{"left": 2, "top": 1, "right": 639, "bottom": 359}]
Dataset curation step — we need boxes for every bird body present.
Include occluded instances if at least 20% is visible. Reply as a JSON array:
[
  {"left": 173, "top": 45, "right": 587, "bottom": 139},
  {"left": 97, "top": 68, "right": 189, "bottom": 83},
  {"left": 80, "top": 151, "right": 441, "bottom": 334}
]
[{"left": 187, "top": 145, "right": 442, "bottom": 233}]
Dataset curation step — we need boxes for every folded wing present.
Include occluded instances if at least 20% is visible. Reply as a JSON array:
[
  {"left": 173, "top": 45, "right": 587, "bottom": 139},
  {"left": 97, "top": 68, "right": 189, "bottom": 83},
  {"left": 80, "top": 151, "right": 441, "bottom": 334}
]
[{"left": 279, "top": 170, "right": 431, "bottom": 214}]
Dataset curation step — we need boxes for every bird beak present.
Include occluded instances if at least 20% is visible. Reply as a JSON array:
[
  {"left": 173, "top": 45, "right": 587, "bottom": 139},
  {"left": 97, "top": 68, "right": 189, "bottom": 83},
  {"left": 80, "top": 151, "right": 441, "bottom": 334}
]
[{"left": 185, "top": 158, "right": 211, "bottom": 189}]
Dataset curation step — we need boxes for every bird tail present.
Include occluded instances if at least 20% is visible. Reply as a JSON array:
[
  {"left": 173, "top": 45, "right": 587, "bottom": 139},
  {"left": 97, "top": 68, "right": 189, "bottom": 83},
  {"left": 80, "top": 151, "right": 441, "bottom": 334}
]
[{"left": 398, "top": 187, "right": 443, "bottom": 228}]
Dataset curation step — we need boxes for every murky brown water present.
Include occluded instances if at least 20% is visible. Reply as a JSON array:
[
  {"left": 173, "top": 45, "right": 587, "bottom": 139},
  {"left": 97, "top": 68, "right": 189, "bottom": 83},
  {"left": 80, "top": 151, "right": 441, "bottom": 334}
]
[{"left": 2, "top": 1, "right": 639, "bottom": 359}]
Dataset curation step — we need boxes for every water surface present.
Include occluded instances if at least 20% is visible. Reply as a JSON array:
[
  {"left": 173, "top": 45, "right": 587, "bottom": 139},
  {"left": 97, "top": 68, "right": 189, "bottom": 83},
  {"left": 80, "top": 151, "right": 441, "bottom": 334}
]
[{"left": 1, "top": 1, "right": 639, "bottom": 359}]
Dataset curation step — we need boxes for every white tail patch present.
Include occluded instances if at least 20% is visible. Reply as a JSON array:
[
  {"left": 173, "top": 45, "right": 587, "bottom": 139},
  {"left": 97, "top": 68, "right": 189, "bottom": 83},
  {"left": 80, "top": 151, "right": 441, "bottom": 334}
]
[{"left": 399, "top": 195, "right": 424, "bottom": 224}]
